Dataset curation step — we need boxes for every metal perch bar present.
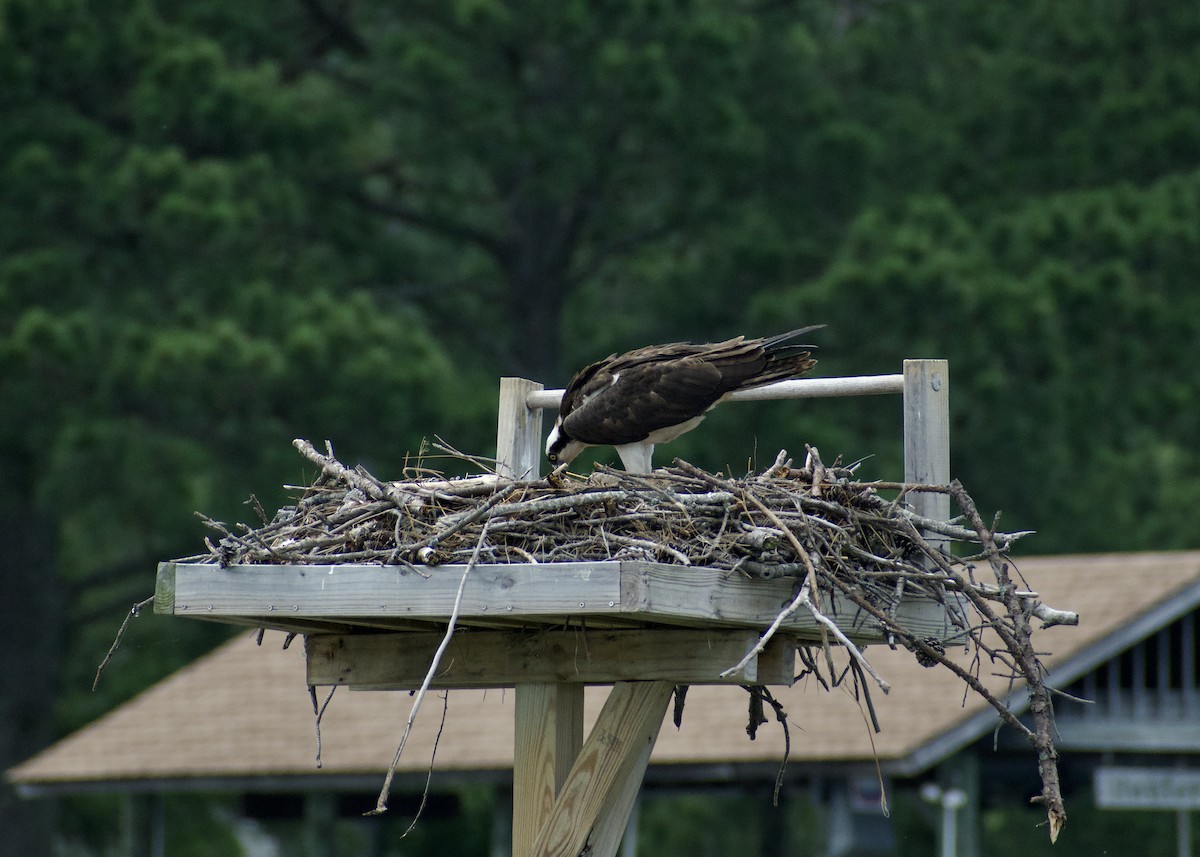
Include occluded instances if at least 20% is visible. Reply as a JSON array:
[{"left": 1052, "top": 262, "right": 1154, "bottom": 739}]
[{"left": 524, "top": 372, "right": 905, "bottom": 410}]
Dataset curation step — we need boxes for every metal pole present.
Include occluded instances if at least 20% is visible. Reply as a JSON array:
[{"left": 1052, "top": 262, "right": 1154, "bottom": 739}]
[
  {"left": 523, "top": 373, "right": 906, "bottom": 411},
  {"left": 921, "top": 783, "right": 966, "bottom": 857},
  {"left": 942, "top": 800, "right": 957, "bottom": 857}
]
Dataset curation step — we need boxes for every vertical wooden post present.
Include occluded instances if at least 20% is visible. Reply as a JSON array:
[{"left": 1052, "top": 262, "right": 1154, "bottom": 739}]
[
  {"left": 529, "top": 681, "right": 673, "bottom": 857},
  {"left": 499, "top": 377, "right": 583, "bottom": 857},
  {"left": 903, "top": 359, "right": 950, "bottom": 541},
  {"left": 497, "top": 377, "right": 545, "bottom": 480},
  {"left": 513, "top": 683, "right": 585, "bottom": 857}
]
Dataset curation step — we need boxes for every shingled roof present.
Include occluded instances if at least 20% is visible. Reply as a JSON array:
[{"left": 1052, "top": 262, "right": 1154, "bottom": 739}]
[{"left": 10, "top": 551, "right": 1200, "bottom": 795}]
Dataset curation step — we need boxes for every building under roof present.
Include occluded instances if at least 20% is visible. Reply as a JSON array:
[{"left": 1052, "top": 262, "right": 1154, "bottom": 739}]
[{"left": 11, "top": 550, "right": 1200, "bottom": 856}]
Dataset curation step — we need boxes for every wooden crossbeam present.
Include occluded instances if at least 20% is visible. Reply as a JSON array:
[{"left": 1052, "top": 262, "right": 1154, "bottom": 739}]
[{"left": 306, "top": 628, "right": 796, "bottom": 689}]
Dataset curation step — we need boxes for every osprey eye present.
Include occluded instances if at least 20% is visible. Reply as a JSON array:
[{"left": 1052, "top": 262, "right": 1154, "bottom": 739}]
[{"left": 548, "top": 453, "right": 558, "bottom": 462}]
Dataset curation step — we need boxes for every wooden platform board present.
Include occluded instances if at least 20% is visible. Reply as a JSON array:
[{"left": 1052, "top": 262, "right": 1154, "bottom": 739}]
[{"left": 155, "top": 559, "right": 961, "bottom": 644}]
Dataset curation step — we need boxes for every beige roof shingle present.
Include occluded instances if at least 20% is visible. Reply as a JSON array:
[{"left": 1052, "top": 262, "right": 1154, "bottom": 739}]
[{"left": 10, "top": 551, "right": 1200, "bottom": 791}]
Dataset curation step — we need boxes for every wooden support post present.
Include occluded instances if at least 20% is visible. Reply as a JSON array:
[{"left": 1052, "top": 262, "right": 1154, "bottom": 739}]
[
  {"left": 514, "top": 683, "right": 585, "bottom": 857},
  {"left": 529, "top": 681, "right": 674, "bottom": 857},
  {"left": 499, "top": 380, "right": 583, "bottom": 857},
  {"left": 903, "top": 359, "right": 950, "bottom": 542},
  {"left": 498, "top": 377, "right": 545, "bottom": 480}
]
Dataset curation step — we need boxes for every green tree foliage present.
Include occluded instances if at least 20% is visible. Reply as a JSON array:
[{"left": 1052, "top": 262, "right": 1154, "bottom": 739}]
[
  {"left": 1, "top": 2, "right": 487, "bottom": 850},
  {"left": 751, "top": 163, "right": 1200, "bottom": 555},
  {"left": 331, "top": 0, "right": 837, "bottom": 377},
  {"left": 0, "top": 0, "right": 481, "bottom": 807},
  {"left": 133, "top": 0, "right": 844, "bottom": 377},
  {"left": 802, "top": 0, "right": 1200, "bottom": 208}
]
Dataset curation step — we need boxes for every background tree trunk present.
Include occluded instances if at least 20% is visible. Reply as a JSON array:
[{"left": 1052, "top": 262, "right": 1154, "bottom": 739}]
[{"left": 0, "top": 510, "right": 65, "bottom": 857}]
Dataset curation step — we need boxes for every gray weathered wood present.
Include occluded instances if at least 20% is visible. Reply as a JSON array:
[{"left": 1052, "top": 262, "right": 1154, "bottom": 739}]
[
  {"left": 160, "top": 561, "right": 961, "bottom": 644},
  {"left": 618, "top": 563, "right": 956, "bottom": 642},
  {"left": 497, "top": 377, "right": 545, "bottom": 480},
  {"left": 161, "top": 561, "right": 619, "bottom": 620},
  {"left": 305, "top": 628, "right": 796, "bottom": 689},
  {"left": 903, "top": 359, "right": 951, "bottom": 543},
  {"left": 154, "top": 562, "right": 176, "bottom": 615}
]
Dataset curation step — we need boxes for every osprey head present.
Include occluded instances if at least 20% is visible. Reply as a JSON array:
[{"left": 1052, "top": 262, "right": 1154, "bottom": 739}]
[{"left": 546, "top": 421, "right": 587, "bottom": 468}]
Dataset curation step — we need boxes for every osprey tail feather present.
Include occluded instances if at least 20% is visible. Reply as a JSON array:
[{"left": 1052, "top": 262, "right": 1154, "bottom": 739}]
[{"left": 726, "top": 325, "right": 823, "bottom": 392}]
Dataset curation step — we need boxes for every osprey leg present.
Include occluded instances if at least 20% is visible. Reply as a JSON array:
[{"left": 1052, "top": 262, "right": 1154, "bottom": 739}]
[{"left": 614, "top": 443, "right": 655, "bottom": 474}]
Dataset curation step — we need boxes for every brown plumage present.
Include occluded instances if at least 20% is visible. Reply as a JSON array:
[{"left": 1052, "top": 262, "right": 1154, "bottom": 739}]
[{"left": 546, "top": 326, "right": 822, "bottom": 473}]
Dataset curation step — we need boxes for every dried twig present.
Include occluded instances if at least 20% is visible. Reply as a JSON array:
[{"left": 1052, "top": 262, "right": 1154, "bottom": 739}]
[
  {"left": 93, "top": 596, "right": 154, "bottom": 691},
  {"left": 949, "top": 480, "right": 1066, "bottom": 842},
  {"left": 367, "top": 518, "right": 492, "bottom": 816},
  {"left": 309, "top": 684, "right": 337, "bottom": 769},
  {"left": 400, "top": 690, "right": 450, "bottom": 838}
]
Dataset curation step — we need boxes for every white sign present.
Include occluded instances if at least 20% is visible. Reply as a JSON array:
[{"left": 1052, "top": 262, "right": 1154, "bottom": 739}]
[{"left": 1095, "top": 767, "right": 1200, "bottom": 810}]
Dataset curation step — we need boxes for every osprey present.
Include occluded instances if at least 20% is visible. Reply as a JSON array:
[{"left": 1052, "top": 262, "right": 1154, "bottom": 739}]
[{"left": 546, "top": 326, "right": 822, "bottom": 473}]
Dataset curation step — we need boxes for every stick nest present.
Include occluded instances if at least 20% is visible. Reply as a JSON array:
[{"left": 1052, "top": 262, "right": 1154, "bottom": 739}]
[
  {"left": 187, "top": 441, "right": 1022, "bottom": 580},
  {"left": 179, "top": 438, "right": 1070, "bottom": 841}
]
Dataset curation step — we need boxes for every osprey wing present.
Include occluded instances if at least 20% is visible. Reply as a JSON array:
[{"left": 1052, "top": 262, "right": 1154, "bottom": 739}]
[
  {"left": 561, "top": 354, "right": 726, "bottom": 446},
  {"left": 556, "top": 327, "right": 820, "bottom": 449}
]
